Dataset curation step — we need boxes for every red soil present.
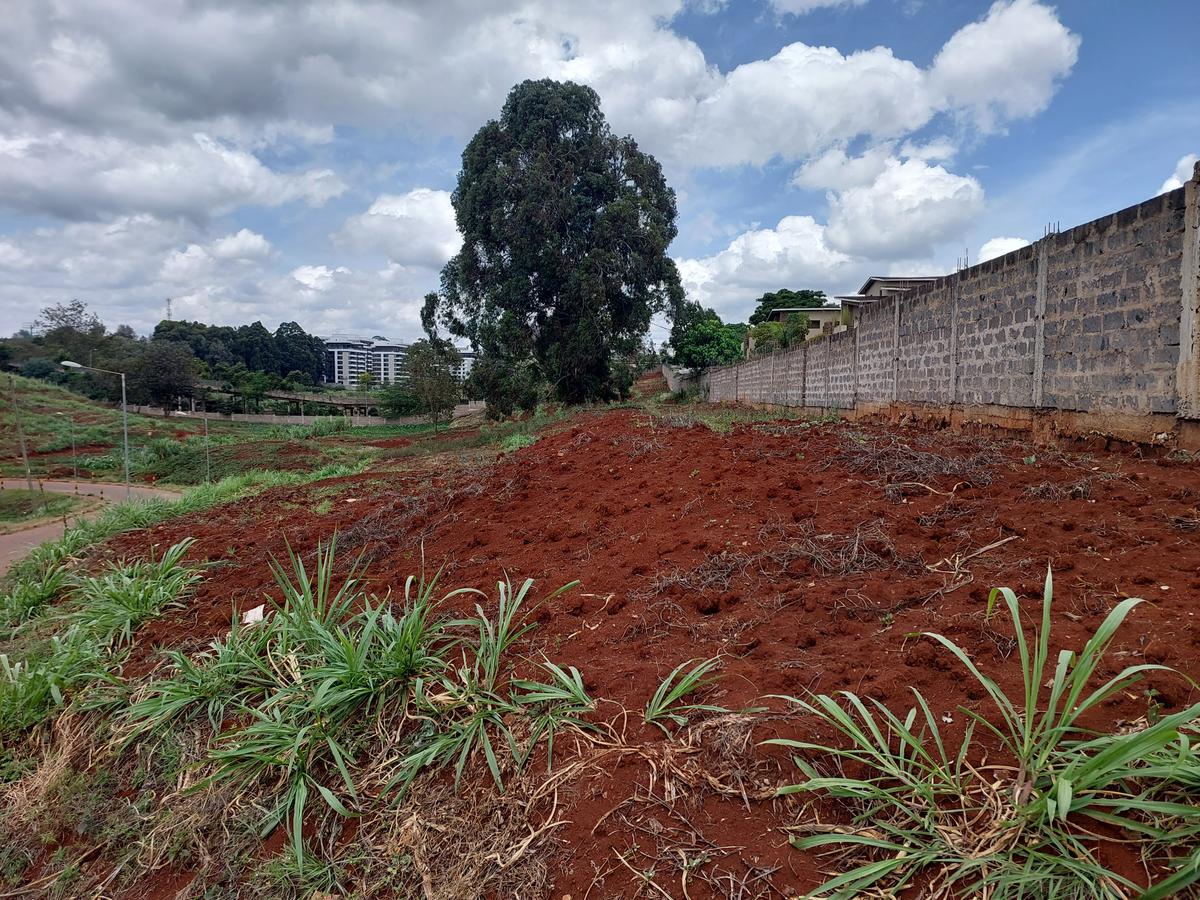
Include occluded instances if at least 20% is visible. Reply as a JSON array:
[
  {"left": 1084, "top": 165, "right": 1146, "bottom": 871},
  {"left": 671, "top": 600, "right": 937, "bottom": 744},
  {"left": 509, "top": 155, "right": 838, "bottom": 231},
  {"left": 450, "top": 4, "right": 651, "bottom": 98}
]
[{"left": 102, "top": 401, "right": 1200, "bottom": 897}]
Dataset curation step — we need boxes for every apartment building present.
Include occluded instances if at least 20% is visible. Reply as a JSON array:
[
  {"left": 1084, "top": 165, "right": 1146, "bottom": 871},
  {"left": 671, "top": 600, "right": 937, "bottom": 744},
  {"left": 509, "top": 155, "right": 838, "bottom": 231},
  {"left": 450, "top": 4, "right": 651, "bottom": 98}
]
[{"left": 322, "top": 335, "right": 475, "bottom": 388}]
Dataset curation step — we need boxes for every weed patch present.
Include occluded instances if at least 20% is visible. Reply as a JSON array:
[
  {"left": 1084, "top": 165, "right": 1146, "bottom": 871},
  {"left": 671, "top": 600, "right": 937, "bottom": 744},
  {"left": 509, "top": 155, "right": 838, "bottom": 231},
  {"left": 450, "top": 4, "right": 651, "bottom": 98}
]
[{"left": 769, "top": 570, "right": 1200, "bottom": 898}]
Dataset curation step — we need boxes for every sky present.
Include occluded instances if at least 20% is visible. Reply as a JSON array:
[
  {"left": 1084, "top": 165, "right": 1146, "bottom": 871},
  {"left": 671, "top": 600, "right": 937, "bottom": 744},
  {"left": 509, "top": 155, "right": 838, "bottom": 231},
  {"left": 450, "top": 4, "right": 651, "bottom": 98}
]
[{"left": 0, "top": 0, "right": 1196, "bottom": 345}]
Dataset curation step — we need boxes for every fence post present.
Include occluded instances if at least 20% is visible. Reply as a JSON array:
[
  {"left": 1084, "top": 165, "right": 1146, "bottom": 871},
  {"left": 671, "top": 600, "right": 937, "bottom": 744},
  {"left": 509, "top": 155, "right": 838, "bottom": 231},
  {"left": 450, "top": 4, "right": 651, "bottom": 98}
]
[
  {"left": 891, "top": 297, "right": 901, "bottom": 403},
  {"left": 1178, "top": 161, "right": 1200, "bottom": 418},
  {"left": 950, "top": 290, "right": 960, "bottom": 405},
  {"left": 1032, "top": 238, "right": 1049, "bottom": 407}
]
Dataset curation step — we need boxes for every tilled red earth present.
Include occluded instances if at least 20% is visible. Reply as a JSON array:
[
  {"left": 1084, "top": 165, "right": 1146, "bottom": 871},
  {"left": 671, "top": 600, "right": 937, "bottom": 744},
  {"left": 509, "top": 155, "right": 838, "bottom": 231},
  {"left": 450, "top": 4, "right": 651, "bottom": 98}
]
[{"left": 103, "top": 401, "right": 1200, "bottom": 897}]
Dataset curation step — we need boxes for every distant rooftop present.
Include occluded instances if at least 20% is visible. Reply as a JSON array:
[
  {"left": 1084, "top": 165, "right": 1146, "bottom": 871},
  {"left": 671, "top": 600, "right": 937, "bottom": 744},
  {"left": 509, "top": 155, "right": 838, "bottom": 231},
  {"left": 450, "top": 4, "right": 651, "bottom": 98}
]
[
  {"left": 323, "top": 334, "right": 406, "bottom": 346},
  {"left": 836, "top": 275, "right": 940, "bottom": 303},
  {"left": 768, "top": 304, "right": 843, "bottom": 313}
]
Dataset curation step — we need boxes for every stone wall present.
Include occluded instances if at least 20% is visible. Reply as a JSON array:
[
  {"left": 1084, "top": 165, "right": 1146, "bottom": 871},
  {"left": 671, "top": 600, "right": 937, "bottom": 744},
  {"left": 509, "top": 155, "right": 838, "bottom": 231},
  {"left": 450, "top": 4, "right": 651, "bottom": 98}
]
[{"left": 704, "top": 164, "right": 1200, "bottom": 445}]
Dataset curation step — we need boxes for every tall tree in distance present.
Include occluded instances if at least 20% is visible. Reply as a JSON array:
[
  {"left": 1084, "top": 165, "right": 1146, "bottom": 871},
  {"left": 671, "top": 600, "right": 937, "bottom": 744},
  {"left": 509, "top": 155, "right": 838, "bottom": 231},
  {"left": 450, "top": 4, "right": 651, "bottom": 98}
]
[
  {"left": 403, "top": 340, "right": 462, "bottom": 432},
  {"left": 424, "top": 79, "right": 683, "bottom": 412},
  {"left": 274, "top": 321, "right": 326, "bottom": 383},
  {"left": 134, "top": 341, "right": 199, "bottom": 413}
]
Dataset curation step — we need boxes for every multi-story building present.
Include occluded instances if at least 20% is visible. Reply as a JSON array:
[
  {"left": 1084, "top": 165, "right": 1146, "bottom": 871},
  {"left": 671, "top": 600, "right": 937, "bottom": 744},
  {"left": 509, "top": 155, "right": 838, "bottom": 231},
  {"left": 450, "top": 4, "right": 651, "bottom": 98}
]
[
  {"left": 323, "top": 335, "right": 377, "bottom": 387},
  {"left": 450, "top": 351, "right": 477, "bottom": 382},
  {"left": 322, "top": 335, "right": 475, "bottom": 389},
  {"left": 369, "top": 337, "right": 407, "bottom": 385}
]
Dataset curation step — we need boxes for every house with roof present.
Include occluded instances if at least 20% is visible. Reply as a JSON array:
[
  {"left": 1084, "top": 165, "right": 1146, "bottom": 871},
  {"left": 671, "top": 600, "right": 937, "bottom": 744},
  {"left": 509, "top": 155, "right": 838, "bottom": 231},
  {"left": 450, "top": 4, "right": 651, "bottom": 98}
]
[
  {"left": 742, "top": 275, "right": 937, "bottom": 357},
  {"left": 835, "top": 275, "right": 938, "bottom": 309}
]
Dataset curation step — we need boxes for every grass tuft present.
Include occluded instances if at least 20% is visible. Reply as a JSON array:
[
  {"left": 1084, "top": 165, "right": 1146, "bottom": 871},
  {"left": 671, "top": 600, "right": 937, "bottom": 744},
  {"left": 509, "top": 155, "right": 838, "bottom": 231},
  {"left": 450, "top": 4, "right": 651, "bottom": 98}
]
[
  {"left": 768, "top": 568, "right": 1200, "bottom": 899},
  {"left": 644, "top": 656, "right": 727, "bottom": 734}
]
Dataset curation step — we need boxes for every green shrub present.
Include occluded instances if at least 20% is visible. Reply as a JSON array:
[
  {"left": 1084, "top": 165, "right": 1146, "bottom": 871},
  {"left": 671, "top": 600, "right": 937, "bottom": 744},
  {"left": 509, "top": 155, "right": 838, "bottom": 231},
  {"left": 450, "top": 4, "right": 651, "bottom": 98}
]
[
  {"left": 499, "top": 433, "right": 537, "bottom": 454},
  {"left": 0, "top": 538, "right": 200, "bottom": 737},
  {"left": 0, "top": 629, "right": 105, "bottom": 735},
  {"left": 769, "top": 570, "right": 1200, "bottom": 899},
  {"left": 64, "top": 538, "right": 199, "bottom": 648}
]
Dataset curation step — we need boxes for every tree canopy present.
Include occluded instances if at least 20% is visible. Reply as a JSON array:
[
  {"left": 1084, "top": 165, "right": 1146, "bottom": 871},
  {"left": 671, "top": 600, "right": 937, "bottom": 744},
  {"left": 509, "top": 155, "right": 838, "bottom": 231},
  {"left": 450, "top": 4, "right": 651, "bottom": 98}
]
[
  {"left": 748, "top": 289, "right": 828, "bottom": 326},
  {"left": 403, "top": 340, "right": 462, "bottom": 431},
  {"left": 670, "top": 302, "right": 744, "bottom": 370},
  {"left": 152, "top": 319, "right": 325, "bottom": 383},
  {"left": 748, "top": 316, "right": 808, "bottom": 355},
  {"left": 423, "top": 79, "right": 683, "bottom": 411},
  {"left": 134, "top": 340, "right": 199, "bottom": 411}
]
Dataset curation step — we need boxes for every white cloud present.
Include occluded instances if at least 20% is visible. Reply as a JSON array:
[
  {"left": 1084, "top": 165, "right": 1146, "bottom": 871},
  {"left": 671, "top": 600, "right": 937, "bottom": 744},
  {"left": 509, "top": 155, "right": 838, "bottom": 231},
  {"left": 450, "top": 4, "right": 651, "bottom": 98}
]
[
  {"left": 676, "top": 215, "right": 853, "bottom": 319},
  {"left": 978, "top": 236, "right": 1030, "bottom": 262},
  {"left": 0, "top": 132, "right": 344, "bottom": 221},
  {"left": 792, "top": 145, "right": 894, "bottom": 191},
  {"left": 898, "top": 137, "right": 957, "bottom": 163},
  {"left": 160, "top": 229, "right": 273, "bottom": 283},
  {"left": 210, "top": 229, "right": 273, "bottom": 261},
  {"left": 336, "top": 189, "right": 461, "bottom": 269},
  {"left": 160, "top": 244, "right": 214, "bottom": 283},
  {"left": 0, "top": 0, "right": 1083, "bottom": 340},
  {"left": 0, "top": 211, "right": 444, "bottom": 339},
  {"left": 930, "top": 0, "right": 1080, "bottom": 130},
  {"left": 1160, "top": 154, "right": 1198, "bottom": 194},
  {"left": 679, "top": 44, "right": 932, "bottom": 168},
  {"left": 826, "top": 158, "right": 984, "bottom": 257},
  {"left": 0, "top": 0, "right": 1078, "bottom": 178},
  {"left": 0, "top": 241, "right": 32, "bottom": 270},
  {"left": 767, "top": 0, "right": 869, "bottom": 15},
  {"left": 291, "top": 265, "right": 348, "bottom": 293}
]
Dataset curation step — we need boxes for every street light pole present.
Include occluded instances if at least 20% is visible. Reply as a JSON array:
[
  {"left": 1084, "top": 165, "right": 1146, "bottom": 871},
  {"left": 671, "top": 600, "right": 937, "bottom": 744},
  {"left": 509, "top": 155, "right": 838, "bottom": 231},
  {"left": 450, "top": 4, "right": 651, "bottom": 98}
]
[{"left": 61, "top": 360, "right": 131, "bottom": 500}]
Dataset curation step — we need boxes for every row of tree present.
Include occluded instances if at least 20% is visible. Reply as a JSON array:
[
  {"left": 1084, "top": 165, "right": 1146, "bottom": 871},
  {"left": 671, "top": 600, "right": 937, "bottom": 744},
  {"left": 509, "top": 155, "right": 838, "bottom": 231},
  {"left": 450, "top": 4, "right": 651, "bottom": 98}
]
[
  {"left": 152, "top": 319, "right": 326, "bottom": 385},
  {"left": 2, "top": 302, "right": 325, "bottom": 412},
  {"left": 2, "top": 302, "right": 469, "bottom": 428}
]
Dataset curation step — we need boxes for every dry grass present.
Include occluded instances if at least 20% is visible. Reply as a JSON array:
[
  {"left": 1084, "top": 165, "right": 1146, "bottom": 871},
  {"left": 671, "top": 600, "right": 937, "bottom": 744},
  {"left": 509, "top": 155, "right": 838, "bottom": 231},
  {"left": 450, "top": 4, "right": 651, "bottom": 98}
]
[
  {"left": 357, "top": 769, "right": 572, "bottom": 899},
  {"left": 834, "top": 431, "right": 1000, "bottom": 487},
  {"left": 1024, "top": 478, "right": 1094, "bottom": 501}
]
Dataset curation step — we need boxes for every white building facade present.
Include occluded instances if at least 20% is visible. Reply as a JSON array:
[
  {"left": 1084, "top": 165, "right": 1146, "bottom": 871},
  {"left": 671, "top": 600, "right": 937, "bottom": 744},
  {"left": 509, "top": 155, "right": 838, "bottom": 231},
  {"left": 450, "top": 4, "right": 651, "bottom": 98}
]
[{"left": 323, "top": 335, "right": 475, "bottom": 388}]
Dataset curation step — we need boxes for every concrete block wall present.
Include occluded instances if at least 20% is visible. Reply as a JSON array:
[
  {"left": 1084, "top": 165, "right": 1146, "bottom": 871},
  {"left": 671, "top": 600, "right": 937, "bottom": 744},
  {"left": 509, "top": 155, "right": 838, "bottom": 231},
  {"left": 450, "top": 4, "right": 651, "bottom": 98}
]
[
  {"left": 827, "top": 330, "right": 856, "bottom": 408},
  {"left": 1042, "top": 189, "right": 1186, "bottom": 414},
  {"left": 854, "top": 301, "right": 895, "bottom": 403},
  {"left": 896, "top": 285, "right": 956, "bottom": 404},
  {"left": 704, "top": 164, "right": 1200, "bottom": 444},
  {"left": 800, "top": 340, "right": 824, "bottom": 407}
]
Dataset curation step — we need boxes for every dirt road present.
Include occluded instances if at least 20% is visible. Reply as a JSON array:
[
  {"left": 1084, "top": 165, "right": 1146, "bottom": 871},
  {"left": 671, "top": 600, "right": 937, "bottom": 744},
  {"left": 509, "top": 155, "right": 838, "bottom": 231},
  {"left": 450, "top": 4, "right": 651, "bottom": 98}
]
[{"left": 0, "top": 480, "right": 181, "bottom": 576}]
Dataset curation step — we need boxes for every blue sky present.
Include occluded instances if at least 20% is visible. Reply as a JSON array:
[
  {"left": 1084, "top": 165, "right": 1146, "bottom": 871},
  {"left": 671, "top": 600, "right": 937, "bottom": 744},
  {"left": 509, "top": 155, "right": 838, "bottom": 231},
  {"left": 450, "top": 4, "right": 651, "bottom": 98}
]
[{"left": 0, "top": 0, "right": 1195, "bottom": 342}]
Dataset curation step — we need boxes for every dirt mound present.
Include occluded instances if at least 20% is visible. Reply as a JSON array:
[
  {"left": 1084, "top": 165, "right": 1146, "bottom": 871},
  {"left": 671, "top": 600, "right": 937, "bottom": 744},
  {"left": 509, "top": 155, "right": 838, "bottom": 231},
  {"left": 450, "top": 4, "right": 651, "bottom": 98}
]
[{"left": 101, "top": 406, "right": 1200, "bottom": 897}]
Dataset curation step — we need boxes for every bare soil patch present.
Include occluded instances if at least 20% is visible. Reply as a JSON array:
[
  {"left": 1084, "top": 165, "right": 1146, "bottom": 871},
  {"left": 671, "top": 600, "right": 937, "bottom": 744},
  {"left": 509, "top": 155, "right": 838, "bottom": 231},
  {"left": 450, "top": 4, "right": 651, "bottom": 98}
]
[{"left": 87, "top": 398, "right": 1200, "bottom": 897}]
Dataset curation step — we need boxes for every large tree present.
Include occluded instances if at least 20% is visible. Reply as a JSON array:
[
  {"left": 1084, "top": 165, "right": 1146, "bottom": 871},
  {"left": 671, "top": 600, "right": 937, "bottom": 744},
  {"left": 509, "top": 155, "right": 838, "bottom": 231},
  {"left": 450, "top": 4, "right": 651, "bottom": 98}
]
[
  {"left": 424, "top": 79, "right": 683, "bottom": 409},
  {"left": 134, "top": 341, "right": 199, "bottom": 412},
  {"left": 274, "top": 321, "right": 326, "bottom": 382},
  {"left": 32, "top": 300, "right": 107, "bottom": 363},
  {"left": 403, "top": 340, "right": 462, "bottom": 432},
  {"left": 748, "top": 289, "right": 828, "bottom": 326}
]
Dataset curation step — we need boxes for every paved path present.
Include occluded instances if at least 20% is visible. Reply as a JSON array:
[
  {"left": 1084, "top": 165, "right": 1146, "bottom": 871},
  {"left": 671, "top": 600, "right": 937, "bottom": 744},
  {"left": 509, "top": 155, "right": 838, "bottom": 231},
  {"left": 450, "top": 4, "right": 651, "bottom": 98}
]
[{"left": 0, "top": 480, "right": 181, "bottom": 577}]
